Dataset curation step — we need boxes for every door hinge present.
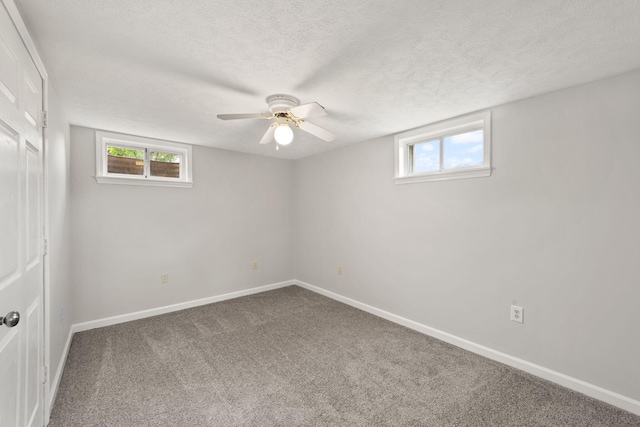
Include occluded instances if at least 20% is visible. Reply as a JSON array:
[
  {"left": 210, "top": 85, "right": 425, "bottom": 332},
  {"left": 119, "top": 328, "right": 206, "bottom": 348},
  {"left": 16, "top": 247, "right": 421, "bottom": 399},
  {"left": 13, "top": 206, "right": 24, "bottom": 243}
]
[
  {"left": 43, "top": 239, "right": 48, "bottom": 256},
  {"left": 41, "top": 110, "right": 48, "bottom": 128},
  {"left": 42, "top": 366, "right": 48, "bottom": 384}
]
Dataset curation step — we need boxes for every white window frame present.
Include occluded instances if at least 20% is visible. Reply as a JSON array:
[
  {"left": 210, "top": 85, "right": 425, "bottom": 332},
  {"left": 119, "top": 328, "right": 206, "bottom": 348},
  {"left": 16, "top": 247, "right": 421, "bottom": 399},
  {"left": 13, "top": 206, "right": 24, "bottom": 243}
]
[
  {"left": 95, "top": 131, "right": 193, "bottom": 188},
  {"left": 394, "top": 111, "right": 491, "bottom": 184}
]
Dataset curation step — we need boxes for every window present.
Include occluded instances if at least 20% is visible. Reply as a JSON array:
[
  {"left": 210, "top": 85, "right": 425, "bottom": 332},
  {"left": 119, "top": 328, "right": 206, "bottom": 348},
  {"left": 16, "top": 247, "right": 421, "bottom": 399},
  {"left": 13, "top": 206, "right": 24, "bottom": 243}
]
[
  {"left": 95, "top": 131, "right": 193, "bottom": 187},
  {"left": 394, "top": 111, "right": 491, "bottom": 184}
]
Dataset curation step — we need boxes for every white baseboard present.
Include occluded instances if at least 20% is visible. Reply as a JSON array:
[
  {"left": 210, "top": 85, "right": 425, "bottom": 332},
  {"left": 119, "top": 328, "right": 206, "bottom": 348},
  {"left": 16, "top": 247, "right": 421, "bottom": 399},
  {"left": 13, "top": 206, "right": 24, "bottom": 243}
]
[
  {"left": 50, "top": 280, "right": 294, "bottom": 420},
  {"left": 58, "top": 278, "right": 640, "bottom": 416},
  {"left": 48, "top": 325, "right": 74, "bottom": 414},
  {"left": 295, "top": 280, "right": 640, "bottom": 416},
  {"left": 73, "top": 280, "right": 294, "bottom": 333}
]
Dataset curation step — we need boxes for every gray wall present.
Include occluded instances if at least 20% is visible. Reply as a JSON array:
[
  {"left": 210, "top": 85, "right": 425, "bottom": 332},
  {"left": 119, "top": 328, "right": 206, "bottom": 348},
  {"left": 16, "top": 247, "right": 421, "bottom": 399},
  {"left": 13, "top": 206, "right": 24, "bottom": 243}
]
[
  {"left": 294, "top": 69, "right": 640, "bottom": 401},
  {"left": 70, "top": 126, "right": 294, "bottom": 323},
  {"left": 46, "top": 84, "right": 72, "bottom": 398}
]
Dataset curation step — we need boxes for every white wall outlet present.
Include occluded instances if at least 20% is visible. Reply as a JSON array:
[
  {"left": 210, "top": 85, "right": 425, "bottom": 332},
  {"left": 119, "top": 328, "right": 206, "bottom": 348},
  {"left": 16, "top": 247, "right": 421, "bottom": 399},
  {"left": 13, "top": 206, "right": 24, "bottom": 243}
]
[
  {"left": 161, "top": 273, "right": 169, "bottom": 284},
  {"left": 338, "top": 266, "right": 343, "bottom": 275},
  {"left": 511, "top": 305, "right": 524, "bottom": 323},
  {"left": 59, "top": 308, "right": 65, "bottom": 324},
  {"left": 252, "top": 261, "right": 258, "bottom": 270}
]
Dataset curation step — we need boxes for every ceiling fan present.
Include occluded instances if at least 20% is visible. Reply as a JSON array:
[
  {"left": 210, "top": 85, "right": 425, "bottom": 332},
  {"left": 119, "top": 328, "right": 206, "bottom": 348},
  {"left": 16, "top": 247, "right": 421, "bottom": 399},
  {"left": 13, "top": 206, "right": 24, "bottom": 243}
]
[{"left": 217, "top": 94, "right": 335, "bottom": 147}]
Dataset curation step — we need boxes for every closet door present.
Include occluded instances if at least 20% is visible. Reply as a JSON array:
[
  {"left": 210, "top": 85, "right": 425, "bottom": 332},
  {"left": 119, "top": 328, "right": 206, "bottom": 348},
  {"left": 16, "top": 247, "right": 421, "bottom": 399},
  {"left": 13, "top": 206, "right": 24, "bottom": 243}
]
[{"left": 0, "top": 2, "right": 45, "bottom": 426}]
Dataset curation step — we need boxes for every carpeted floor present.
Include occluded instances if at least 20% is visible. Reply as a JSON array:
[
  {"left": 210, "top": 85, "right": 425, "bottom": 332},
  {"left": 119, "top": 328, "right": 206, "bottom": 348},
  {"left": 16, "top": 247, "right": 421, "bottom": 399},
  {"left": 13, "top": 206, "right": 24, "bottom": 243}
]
[{"left": 50, "top": 286, "right": 640, "bottom": 426}]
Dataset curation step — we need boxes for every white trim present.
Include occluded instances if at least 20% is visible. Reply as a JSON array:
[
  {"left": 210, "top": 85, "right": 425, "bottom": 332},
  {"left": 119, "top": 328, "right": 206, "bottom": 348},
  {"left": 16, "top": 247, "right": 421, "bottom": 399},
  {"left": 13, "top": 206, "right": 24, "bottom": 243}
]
[
  {"left": 73, "top": 280, "right": 295, "bottom": 333},
  {"left": 394, "top": 110, "right": 492, "bottom": 184},
  {"left": 94, "top": 176, "right": 193, "bottom": 188},
  {"left": 48, "top": 326, "right": 73, "bottom": 414},
  {"left": 45, "top": 279, "right": 640, "bottom": 417},
  {"left": 1, "top": 0, "right": 48, "bottom": 81},
  {"left": 41, "top": 52, "right": 52, "bottom": 427},
  {"left": 394, "top": 166, "right": 491, "bottom": 184},
  {"left": 50, "top": 280, "right": 295, "bottom": 416},
  {"left": 294, "top": 280, "right": 640, "bottom": 416},
  {"left": 95, "top": 130, "right": 193, "bottom": 187}
]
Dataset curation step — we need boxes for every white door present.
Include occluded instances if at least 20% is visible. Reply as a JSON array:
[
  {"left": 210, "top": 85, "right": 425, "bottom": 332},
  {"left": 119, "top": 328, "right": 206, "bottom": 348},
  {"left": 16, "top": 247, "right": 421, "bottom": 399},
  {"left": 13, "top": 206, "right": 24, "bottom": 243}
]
[{"left": 0, "top": 2, "right": 45, "bottom": 426}]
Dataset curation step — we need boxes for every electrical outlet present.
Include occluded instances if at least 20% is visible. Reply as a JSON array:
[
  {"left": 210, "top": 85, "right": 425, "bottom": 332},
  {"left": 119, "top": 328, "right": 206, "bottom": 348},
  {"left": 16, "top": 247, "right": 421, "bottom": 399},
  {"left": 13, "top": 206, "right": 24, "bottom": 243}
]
[
  {"left": 338, "top": 266, "right": 343, "bottom": 275},
  {"left": 59, "top": 308, "right": 65, "bottom": 324},
  {"left": 161, "top": 273, "right": 169, "bottom": 284},
  {"left": 511, "top": 305, "right": 524, "bottom": 323},
  {"left": 252, "top": 261, "right": 258, "bottom": 270}
]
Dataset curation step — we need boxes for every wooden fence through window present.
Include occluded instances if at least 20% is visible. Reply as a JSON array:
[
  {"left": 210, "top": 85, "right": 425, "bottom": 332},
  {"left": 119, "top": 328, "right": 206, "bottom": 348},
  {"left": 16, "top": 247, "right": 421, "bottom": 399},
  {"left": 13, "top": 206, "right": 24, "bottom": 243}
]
[{"left": 107, "top": 155, "right": 180, "bottom": 178}]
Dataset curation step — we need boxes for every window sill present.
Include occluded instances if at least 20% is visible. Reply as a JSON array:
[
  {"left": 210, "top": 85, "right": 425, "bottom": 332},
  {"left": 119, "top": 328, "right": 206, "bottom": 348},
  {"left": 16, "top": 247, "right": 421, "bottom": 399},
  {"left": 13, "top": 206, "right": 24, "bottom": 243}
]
[
  {"left": 95, "top": 176, "right": 193, "bottom": 188},
  {"left": 394, "top": 167, "right": 491, "bottom": 185}
]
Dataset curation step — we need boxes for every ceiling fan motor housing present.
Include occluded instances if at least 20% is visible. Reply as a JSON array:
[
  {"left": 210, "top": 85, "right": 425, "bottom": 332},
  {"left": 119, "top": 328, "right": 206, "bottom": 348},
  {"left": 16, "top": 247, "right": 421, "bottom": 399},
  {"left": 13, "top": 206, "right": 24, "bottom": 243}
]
[
  {"left": 266, "top": 94, "right": 299, "bottom": 113},
  {"left": 217, "top": 94, "right": 334, "bottom": 143}
]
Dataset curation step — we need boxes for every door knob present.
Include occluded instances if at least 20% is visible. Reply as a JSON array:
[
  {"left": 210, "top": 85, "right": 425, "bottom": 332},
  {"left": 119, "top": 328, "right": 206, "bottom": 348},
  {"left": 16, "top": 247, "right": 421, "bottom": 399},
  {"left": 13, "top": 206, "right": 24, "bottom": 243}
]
[{"left": 1, "top": 311, "right": 20, "bottom": 328}]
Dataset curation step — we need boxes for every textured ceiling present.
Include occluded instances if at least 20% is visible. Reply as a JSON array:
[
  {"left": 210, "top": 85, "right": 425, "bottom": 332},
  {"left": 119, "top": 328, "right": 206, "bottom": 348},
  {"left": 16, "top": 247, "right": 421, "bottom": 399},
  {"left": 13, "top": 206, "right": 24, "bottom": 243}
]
[{"left": 15, "top": 0, "right": 640, "bottom": 159}]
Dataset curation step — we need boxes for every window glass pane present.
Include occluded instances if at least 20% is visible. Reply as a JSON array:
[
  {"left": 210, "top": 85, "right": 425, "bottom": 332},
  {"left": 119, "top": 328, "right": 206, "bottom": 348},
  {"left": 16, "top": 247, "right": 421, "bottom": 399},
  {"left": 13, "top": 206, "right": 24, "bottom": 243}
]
[
  {"left": 443, "top": 130, "right": 483, "bottom": 169},
  {"left": 107, "top": 145, "right": 144, "bottom": 175},
  {"left": 412, "top": 139, "right": 440, "bottom": 173},
  {"left": 150, "top": 151, "right": 181, "bottom": 178}
]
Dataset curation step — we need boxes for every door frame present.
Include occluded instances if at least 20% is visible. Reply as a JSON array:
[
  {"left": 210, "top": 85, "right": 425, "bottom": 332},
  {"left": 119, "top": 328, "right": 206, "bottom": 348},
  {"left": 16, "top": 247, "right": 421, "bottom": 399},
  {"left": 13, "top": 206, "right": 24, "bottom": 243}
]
[{"left": 2, "top": 0, "right": 51, "bottom": 424}]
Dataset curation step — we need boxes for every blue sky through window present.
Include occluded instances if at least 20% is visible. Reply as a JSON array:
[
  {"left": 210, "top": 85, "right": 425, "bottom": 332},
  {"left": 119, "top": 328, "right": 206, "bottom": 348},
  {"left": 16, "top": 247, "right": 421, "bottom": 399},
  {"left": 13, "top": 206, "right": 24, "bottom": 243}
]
[
  {"left": 412, "top": 139, "right": 440, "bottom": 173},
  {"left": 443, "top": 130, "right": 483, "bottom": 169}
]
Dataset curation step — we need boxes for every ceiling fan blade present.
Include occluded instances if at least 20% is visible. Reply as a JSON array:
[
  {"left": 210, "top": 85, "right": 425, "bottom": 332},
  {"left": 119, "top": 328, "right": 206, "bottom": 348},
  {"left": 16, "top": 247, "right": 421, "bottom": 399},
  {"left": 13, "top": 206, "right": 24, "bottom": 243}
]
[
  {"left": 217, "top": 113, "right": 271, "bottom": 120},
  {"left": 260, "top": 123, "right": 277, "bottom": 144},
  {"left": 289, "top": 102, "right": 327, "bottom": 119},
  {"left": 298, "top": 120, "right": 335, "bottom": 142}
]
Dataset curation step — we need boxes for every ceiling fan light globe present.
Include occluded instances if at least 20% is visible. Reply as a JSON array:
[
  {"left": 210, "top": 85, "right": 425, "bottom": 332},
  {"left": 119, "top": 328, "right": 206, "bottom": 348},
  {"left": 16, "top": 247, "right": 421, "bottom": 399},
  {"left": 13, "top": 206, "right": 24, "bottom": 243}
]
[{"left": 274, "top": 124, "right": 293, "bottom": 145}]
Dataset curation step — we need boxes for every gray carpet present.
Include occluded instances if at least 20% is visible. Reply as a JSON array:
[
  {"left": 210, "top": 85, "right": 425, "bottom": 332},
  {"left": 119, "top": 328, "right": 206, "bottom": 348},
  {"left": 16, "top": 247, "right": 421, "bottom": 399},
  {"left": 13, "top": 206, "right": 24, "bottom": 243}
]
[{"left": 50, "top": 286, "right": 640, "bottom": 426}]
